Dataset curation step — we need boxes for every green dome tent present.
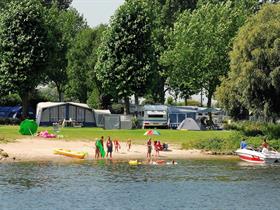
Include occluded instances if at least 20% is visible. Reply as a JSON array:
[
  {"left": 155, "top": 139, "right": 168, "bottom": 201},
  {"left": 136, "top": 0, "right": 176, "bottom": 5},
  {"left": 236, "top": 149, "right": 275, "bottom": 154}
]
[{"left": 19, "top": 119, "right": 38, "bottom": 135}]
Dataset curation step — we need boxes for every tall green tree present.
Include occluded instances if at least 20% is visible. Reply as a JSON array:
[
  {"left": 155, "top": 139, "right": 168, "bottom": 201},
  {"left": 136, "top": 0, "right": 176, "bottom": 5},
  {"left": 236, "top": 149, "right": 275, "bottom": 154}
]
[
  {"left": 217, "top": 4, "right": 280, "bottom": 121},
  {"left": 46, "top": 5, "right": 87, "bottom": 101},
  {"left": 66, "top": 25, "right": 106, "bottom": 106},
  {"left": 95, "top": 0, "right": 153, "bottom": 114},
  {"left": 44, "top": 0, "right": 72, "bottom": 9},
  {"left": 161, "top": 2, "right": 250, "bottom": 112},
  {"left": 0, "top": 0, "right": 51, "bottom": 117},
  {"left": 143, "top": 0, "right": 198, "bottom": 103},
  {"left": 1, "top": 0, "right": 72, "bottom": 10}
]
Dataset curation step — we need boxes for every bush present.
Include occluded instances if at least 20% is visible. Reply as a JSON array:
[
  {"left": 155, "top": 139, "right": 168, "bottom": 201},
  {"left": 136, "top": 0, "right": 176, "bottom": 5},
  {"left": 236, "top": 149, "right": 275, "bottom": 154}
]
[
  {"left": 182, "top": 132, "right": 242, "bottom": 153},
  {"left": 110, "top": 103, "right": 124, "bottom": 114},
  {"left": 263, "top": 124, "right": 280, "bottom": 139},
  {"left": 269, "top": 139, "right": 280, "bottom": 150},
  {"left": 0, "top": 118, "right": 20, "bottom": 125},
  {"left": 186, "top": 99, "right": 201, "bottom": 106},
  {"left": 0, "top": 94, "right": 21, "bottom": 106},
  {"left": 223, "top": 121, "right": 264, "bottom": 137},
  {"left": 131, "top": 116, "right": 139, "bottom": 129}
]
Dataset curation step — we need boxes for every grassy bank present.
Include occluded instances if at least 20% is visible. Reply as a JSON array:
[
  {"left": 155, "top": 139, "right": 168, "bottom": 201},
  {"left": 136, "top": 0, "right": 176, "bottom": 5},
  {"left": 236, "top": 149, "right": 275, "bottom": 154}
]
[
  {"left": 1, "top": 124, "right": 279, "bottom": 153},
  {"left": 0, "top": 125, "right": 232, "bottom": 144}
]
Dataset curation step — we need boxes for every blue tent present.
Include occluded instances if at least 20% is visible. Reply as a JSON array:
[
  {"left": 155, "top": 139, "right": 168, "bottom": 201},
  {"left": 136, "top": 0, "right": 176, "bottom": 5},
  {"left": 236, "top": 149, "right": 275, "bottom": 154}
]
[
  {"left": 168, "top": 106, "right": 197, "bottom": 129},
  {"left": 0, "top": 106, "right": 35, "bottom": 119}
]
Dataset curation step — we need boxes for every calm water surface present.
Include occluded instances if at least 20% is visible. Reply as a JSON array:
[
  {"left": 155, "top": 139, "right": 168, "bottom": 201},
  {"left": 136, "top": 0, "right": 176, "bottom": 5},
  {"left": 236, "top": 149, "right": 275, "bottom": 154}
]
[{"left": 1, "top": 159, "right": 280, "bottom": 210}]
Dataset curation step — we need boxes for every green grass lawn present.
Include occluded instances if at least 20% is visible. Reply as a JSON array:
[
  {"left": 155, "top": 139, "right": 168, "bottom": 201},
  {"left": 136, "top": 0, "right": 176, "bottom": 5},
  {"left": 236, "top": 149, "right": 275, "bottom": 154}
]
[{"left": 0, "top": 125, "right": 234, "bottom": 145}]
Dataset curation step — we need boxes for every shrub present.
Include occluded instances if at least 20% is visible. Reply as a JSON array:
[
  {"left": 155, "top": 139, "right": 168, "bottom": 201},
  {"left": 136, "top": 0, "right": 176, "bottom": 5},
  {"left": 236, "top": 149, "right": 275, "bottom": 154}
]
[
  {"left": 241, "top": 121, "right": 263, "bottom": 136},
  {"left": 110, "top": 103, "right": 124, "bottom": 114},
  {"left": 0, "top": 94, "right": 21, "bottom": 106},
  {"left": 263, "top": 124, "right": 280, "bottom": 139},
  {"left": 269, "top": 139, "right": 280, "bottom": 150},
  {"left": 131, "top": 116, "right": 139, "bottom": 129},
  {"left": 182, "top": 132, "right": 242, "bottom": 153},
  {"left": 0, "top": 118, "right": 20, "bottom": 125},
  {"left": 223, "top": 121, "right": 264, "bottom": 137}
]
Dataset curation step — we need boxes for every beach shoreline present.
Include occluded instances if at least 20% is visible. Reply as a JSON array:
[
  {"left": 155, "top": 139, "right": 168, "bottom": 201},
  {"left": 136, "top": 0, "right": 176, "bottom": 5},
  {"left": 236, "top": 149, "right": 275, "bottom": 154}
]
[{"left": 0, "top": 138, "right": 237, "bottom": 163}]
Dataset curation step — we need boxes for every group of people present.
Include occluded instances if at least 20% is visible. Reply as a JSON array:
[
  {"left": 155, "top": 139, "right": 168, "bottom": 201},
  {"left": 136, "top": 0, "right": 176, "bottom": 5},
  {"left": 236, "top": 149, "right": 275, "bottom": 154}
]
[
  {"left": 146, "top": 138, "right": 168, "bottom": 160},
  {"left": 94, "top": 136, "right": 132, "bottom": 159},
  {"left": 94, "top": 136, "right": 168, "bottom": 160},
  {"left": 240, "top": 138, "right": 270, "bottom": 152}
]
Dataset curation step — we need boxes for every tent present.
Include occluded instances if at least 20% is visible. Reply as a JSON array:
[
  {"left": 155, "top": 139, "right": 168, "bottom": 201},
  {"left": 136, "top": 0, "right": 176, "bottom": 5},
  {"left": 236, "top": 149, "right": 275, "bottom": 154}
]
[
  {"left": 177, "top": 118, "right": 201, "bottom": 131},
  {"left": 0, "top": 106, "right": 35, "bottom": 119},
  {"left": 36, "top": 102, "right": 96, "bottom": 126},
  {"left": 104, "top": 114, "right": 132, "bottom": 130},
  {"left": 168, "top": 106, "right": 197, "bottom": 129},
  {"left": 94, "top": 109, "right": 111, "bottom": 127}
]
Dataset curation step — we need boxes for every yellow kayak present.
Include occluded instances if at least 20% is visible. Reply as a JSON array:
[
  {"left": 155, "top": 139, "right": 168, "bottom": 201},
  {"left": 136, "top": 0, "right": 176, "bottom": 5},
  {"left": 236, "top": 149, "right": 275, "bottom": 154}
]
[
  {"left": 53, "top": 148, "right": 87, "bottom": 159},
  {"left": 128, "top": 160, "right": 142, "bottom": 166}
]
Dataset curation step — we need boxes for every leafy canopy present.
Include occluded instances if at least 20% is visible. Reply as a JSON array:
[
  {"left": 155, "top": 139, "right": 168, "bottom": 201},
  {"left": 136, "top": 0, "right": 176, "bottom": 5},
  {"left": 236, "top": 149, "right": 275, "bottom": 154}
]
[
  {"left": 0, "top": 0, "right": 50, "bottom": 96},
  {"left": 161, "top": 2, "right": 251, "bottom": 106},
  {"left": 95, "top": 0, "right": 153, "bottom": 102},
  {"left": 67, "top": 25, "right": 107, "bottom": 105},
  {"left": 217, "top": 4, "right": 280, "bottom": 120}
]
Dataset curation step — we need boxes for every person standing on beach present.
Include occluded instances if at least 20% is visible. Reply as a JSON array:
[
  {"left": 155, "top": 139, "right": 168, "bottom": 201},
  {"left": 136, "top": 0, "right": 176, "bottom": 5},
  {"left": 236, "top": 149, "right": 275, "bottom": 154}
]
[
  {"left": 95, "top": 136, "right": 105, "bottom": 159},
  {"left": 95, "top": 138, "right": 100, "bottom": 159},
  {"left": 127, "top": 139, "right": 132, "bottom": 151},
  {"left": 106, "top": 136, "right": 113, "bottom": 158},
  {"left": 147, "top": 138, "right": 152, "bottom": 159},
  {"left": 100, "top": 136, "right": 104, "bottom": 148},
  {"left": 114, "top": 139, "right": 121, "bottom": 152}
]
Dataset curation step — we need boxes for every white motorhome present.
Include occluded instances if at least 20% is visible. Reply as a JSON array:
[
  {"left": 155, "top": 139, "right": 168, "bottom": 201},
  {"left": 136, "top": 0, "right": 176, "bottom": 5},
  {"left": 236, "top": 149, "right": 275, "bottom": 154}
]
[{"left": 140, "top": 105, "right": 168, "bottom": 128}]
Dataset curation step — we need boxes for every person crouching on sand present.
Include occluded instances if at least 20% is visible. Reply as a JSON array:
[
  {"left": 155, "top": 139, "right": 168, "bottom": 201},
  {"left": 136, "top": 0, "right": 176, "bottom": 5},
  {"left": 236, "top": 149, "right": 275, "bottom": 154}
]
[{"left": 106, "top": 136, "right": 113, "bottom": 158}]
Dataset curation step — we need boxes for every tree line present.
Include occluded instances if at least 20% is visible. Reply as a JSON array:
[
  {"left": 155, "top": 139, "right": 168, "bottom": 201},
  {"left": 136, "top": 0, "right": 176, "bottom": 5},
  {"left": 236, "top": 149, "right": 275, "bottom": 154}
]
[{"left": 0, "top": 0, "right": 279, "bottom": 120}]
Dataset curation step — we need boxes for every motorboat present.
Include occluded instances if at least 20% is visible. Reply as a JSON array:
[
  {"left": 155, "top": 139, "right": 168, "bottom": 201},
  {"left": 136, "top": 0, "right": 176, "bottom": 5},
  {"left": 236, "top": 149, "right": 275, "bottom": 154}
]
[{"left": 235, "top": 148, "right": 280, "bottom": 164}]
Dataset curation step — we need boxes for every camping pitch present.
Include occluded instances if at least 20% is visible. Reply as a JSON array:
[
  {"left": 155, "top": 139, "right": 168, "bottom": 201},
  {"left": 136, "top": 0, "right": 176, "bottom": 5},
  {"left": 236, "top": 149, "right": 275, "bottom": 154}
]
[{"left": 177, "top": 118, "right": 201, "bottom": 131}]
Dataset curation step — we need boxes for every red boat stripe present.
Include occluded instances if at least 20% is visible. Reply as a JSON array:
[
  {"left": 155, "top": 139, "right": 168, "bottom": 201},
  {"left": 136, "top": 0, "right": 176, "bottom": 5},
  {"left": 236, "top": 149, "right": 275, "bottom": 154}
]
[{"left": 239, "top": 155, "right": 264, "bottom": 162}]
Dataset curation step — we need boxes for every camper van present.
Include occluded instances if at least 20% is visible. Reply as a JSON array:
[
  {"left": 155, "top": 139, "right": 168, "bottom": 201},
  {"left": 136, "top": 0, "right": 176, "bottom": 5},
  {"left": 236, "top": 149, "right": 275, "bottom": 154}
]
[{"left": 141, "top": 105, "right": 168, "bottom": 128}]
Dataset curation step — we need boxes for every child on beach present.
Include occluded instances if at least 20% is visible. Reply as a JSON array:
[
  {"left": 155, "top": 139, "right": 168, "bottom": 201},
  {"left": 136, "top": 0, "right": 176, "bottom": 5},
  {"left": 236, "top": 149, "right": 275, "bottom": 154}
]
[
  {"left": 127, "top": 139, "right": 132, "bottom": 151},
  {"left": 114, "top": 139, "right": 121, "bottom": 152},
  {"left": 106, "top": 136, "right": 113, "bottom": 158},
  {"left": 155, "top": 141, "right": 162, "bottom": 157},
  {"left": 147, "top": 138, "right": 152, "bottom": 159}
]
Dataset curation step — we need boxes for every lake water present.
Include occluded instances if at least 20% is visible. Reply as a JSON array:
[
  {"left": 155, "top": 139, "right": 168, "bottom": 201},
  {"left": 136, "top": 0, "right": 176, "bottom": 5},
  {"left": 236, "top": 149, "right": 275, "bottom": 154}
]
[{"left": 1, "top": 159, "right": 280, "bottom": 210}]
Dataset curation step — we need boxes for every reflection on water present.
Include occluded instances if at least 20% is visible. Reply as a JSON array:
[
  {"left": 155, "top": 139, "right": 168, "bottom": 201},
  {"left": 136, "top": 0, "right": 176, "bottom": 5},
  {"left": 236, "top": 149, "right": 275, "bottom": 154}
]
[{"left": 1, "top": 159, "right": 280, "bottom": 210}]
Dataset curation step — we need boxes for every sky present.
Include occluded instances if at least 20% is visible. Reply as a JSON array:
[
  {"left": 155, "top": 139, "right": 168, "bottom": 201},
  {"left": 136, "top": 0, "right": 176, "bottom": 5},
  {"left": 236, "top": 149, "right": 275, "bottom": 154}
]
[{"left": 71, "top": 0, "right": 125, "bottom": 27}]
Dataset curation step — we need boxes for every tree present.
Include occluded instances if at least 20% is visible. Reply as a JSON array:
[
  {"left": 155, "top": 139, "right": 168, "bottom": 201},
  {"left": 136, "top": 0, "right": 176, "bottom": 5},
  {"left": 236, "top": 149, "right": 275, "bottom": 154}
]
[
  {"left": 143, "top": 0, "right": 198, "bottom": 103},
  {"left": 0, "top": 0, "right": 51, "bottom": 118},
  {"left": 217, "top": 4, "right": 280, "bottom": 121},
  {"left": 66, "top": 25, "right": 107, "bottom": 106},
  {"left": 0, "top": 0, "right": 11, "bottom": 9},
  {"left": 46, "top": 5, "right": 87, "bottom": 101},
  {"left": 95, "top": 0, "right": 153, "bottom": 114},
  {"left": 44, "top": 0, "right": 72, "bottom": 10},
  {"left": 161, "top": 2, "right": 250, "bottom": 113},
  {"left": 215, "top": 77, "right": 249, "bottom": 120},
  {"left": 1, "top": 0, "right": 72, "bottom": 11}
]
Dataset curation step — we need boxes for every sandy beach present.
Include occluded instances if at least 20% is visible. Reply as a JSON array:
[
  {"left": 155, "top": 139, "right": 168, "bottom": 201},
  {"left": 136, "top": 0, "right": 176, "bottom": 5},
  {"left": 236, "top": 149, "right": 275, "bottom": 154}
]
[{"left": 0, "top": 137, "right": 237, "bottom": 162}]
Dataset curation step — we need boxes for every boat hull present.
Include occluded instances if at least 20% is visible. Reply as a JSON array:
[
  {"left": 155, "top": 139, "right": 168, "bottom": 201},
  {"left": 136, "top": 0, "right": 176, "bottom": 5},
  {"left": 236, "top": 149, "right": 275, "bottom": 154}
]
[{"left": 236, "top": 149, "right": 280, "bottom": 164}]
